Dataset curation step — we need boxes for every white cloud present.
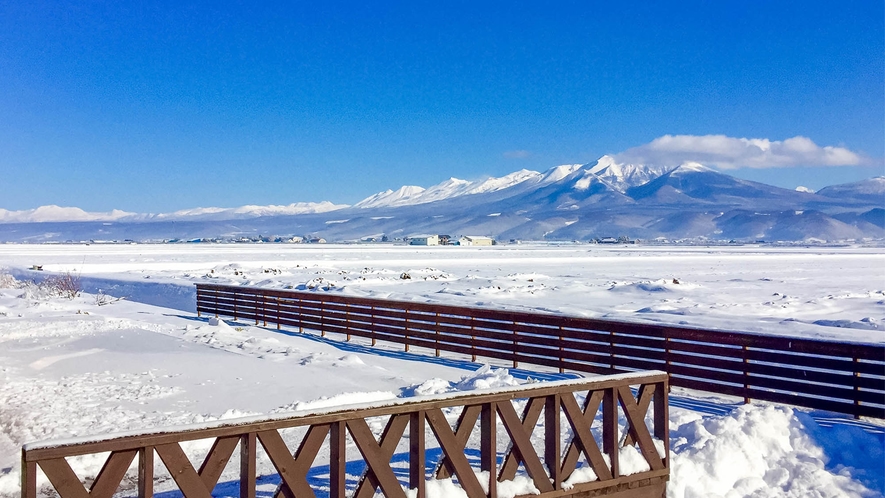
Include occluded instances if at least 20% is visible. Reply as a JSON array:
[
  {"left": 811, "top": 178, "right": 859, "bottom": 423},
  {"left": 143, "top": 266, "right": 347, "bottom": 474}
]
[{"left": 615, "top": 134, "right": 864, "bottom": 169}]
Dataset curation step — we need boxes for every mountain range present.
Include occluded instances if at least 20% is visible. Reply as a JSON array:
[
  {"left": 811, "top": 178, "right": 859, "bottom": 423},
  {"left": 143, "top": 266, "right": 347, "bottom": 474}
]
[{"left": 1, "top": 156, "right": 883, "bottom": 243}]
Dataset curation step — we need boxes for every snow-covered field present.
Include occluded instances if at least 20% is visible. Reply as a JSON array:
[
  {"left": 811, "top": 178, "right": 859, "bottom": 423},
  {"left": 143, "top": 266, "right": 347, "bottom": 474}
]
[{"left": 0, "top": 244, "right": 883, "bottom": 497}]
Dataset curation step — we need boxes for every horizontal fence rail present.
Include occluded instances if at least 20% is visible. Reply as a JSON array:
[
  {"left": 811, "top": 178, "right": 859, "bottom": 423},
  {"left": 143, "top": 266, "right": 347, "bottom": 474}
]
[
  {"left": 196, "top": 284, "right": 885, "bottom": 419},
  {"left": 22, "top": 372, "right": 669, "bottom": 498}
]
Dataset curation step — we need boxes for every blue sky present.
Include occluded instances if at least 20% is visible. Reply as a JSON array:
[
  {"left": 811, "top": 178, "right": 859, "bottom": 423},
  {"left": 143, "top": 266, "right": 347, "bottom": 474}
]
[{"left": 1, "top": 1, "right": 882, "bottom": 212}]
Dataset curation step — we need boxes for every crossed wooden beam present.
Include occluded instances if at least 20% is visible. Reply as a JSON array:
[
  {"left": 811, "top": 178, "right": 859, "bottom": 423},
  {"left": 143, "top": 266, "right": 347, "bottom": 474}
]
[{"left": 24, "top": 373, "right": 669, "bottom": 498}]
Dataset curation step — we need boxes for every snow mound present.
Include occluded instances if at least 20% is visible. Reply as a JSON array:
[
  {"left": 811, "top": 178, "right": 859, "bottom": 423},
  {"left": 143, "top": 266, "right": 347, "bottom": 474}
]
[
  {"left": 403, "top": 365, "right": 521, "bottom": 397},
  {"left": 281, "top": 391, "right": 398, "bottom": 412},
  {"left": 668, "top": 404, "right": 882, "bottom": 498}
]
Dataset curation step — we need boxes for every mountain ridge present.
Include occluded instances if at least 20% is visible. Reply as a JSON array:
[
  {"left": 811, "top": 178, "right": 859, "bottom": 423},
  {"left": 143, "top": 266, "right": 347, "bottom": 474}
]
[{"left": 1, "top": 158, "right": 882, "bottom": 243}]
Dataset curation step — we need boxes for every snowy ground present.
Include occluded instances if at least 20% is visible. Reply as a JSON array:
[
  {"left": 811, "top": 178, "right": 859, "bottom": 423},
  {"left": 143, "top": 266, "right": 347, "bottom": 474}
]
[
  {"left": 2, "top": 243, "right": 884, "bottom": 341},
  {"left": 0, "top": 244, "right": 883, "bottom": 497}
]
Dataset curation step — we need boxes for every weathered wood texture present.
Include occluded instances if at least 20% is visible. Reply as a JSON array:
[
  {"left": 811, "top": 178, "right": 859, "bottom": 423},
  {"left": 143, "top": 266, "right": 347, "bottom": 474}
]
[
  {"left": 195, "top": 284, "right": 885, "bottom": 418},
  {"left": 23, "top": 373, "right": 669, "bottom": 498}
]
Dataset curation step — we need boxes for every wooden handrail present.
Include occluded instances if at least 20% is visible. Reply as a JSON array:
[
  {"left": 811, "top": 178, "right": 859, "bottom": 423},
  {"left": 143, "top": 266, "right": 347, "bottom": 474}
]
[
  {"left": 22, "top": 372, "right": 669, "bottom": 498},
  {"left": 195, "top": 284, "right": 885, "bottom": 418}
]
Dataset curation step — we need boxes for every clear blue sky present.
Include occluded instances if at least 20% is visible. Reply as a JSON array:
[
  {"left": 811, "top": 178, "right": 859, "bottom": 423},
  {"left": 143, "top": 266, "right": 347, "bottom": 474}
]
[{"left": 1, "top": 1, "right": 882, "bottom": 212}]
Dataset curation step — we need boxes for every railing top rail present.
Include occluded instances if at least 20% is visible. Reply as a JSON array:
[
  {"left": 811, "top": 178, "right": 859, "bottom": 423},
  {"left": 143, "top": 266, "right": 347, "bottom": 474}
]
[
  {"left": 195, "top": 283, "right": 885, "bottom": 355},
  {"left": 23, "top": 370, "right": 666, "bottom": 460}
]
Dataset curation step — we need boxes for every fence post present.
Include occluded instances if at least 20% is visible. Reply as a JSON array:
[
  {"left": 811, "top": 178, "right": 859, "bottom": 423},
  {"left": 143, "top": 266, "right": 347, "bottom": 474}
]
[
  {"left": 298, "top": 297, "right": 304, "bottom": 333},
  {"left": 471, "top": 316, "right": 477, "bottom": 362},
  {"left": 138, "top": 447, "right": 153, "bottom": 498},
  {"left": 21, "top": 451, "right": 36, "bottom": 498},
  {"left": 330, "top": 421, "right": 346, "bottom": 498},
  {"left": 609, "top": 329, "right": 615, "bottom": 371},
  {"left": 742, "top": 344, "right": 750, "bottom": 404},
  {"left": 404, "top": 309, "right": 410, "bottom": 352},
  {"left": 321, "top": 300, "right": 326, "bottom": 337},
  {"left": 558, "top": 326, "right": 564, "bottom": 374},
  {"left": 240, "top": 434, "right": 256, "bottom": 498},
  {"left": 512, "top": 321, "right": 519, "bottom": 368},
  {"left": 654, "top": 379, "right": 670, "bottom": 466},
  {"left": 854, "top": 356, "right": 861, "bottom": 420},
  {"left": 603, "top": 387, "right": 619, "bottom": 478},
  {"left": 410, "top": 411, "right": 426, "bottom": 498},
  {"left": 371, "top": 306, "right": 376, "bottom": 346},
  {"left": 545, "top": 394, "right": 562, "bottom": 489},
  {"left": 262, "top": 293, "right": 267, "bottom": 327},
  {"left": 481, "top": 402, "right": 497, "bottom": 498},
  {"left": 435, "top": 312, "right": 440, "bottom": 357},
  {"left": 346, "top": 303, "right": 351, "bottom": 342},
  {"left": 276, "top": 298, "right": 280, "bottom": 330}
]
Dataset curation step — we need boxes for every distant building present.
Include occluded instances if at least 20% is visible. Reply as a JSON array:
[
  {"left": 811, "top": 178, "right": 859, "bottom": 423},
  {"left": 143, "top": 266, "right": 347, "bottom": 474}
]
[
  {"left": 458, "top": 236, "right": 494, "bottom": 246},
  {"left": 438, "top": 234, "right": 452, "bottom": 245},
  {"left": 307, "top": 237, "right": 327, "bottom": 244},
  {"left": 410, "top": 235, "right": 440, "bottom": 246}
]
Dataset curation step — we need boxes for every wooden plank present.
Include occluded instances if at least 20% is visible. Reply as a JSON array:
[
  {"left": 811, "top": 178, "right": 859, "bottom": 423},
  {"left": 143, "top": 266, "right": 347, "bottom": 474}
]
[
  {"left": 24, "top": 373, "right": 669, "bottom": 461},
  {"left": 240, "top": 434, "right": 256, "bottom": 498},
  {"left": 496, "top": 400, "right": 554, "bottom": 493},
  {"left": 330, "top": 422, "right": 346, "bottom": 498},
  {"left": 258, "top": 428, "right": 322, "bottom": 498},
  {"left": 603, "top": 388, "right": 619, "bottom": 479},
  {"left": 560, "top": 391, "right": 611, "bottom": 481},
  {"left": 426, "top": 408, "right": 488, "bottom": 498},
  {"left": 154, "top": 443, "right": 213, "bottom": 498},
  {"left": 654, "top": 381, "right": 669, "bottom": 466},
  {"left": 434, "top": 404, "right": 481, "bottom": 479},
  {"left": 481, "top": 403, "right": 497, "bottom": 498},
  {"left": 38, "top": 458, "right": 90, "bottom": 498},
  {"left": 348, "top": 417, "right": 408, "bottom": 498},
  {"left": 410, "top": 411, "right": 426, "bottom": 498},
  {"left": 616, "top": 386, "right": 664, "bottom": 471},
  {"left": 498, "top": 397, "right": 545, "bottom": 480},
  {"left": 545, "top": 394, "right": 562, "bottom": 490},
  {"left": 138, "top": 447, "right": 153, "bottom": 498},
  {"left": 90, "top": 450, "right": 138, "bottom": 498},
  {"left": 622, "top": 384, "right": 655, "bottom": 447},
  {"left": 198, "top": 436, "right": 239, "bottom": 492}
]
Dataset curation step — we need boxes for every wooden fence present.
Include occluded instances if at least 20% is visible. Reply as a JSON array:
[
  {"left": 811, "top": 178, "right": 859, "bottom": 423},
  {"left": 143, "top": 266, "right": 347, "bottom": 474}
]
[
  {"left": 196, "top": 283, "right": 885, "bottom": 419},
  {"left": 22, "top": 372, "right": 669, "bottom": 498}
]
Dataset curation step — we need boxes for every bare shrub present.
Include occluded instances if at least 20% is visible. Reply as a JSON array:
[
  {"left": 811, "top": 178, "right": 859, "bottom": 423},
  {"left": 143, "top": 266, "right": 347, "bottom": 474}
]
[
  {"left": 94, "top": 290, "right": 125, "bottom": 306},
  {"left": 0, "top": 272, "right": 18, "bottom": 288},
  {"left": 42, "top": 272, "right": 82, "bottom": 299}
]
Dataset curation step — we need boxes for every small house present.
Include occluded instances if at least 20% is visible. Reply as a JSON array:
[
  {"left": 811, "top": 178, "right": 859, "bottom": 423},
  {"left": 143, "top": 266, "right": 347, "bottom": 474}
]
[
  {"left": 458, "top": 236, "right": 494, "bottom": 246},
  {"left": 410, "top": 235, "right": 440, "bottom": 246}
]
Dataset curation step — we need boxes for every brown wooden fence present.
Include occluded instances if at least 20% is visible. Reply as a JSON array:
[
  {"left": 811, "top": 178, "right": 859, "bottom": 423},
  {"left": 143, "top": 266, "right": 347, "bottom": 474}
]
[
  {"left": 196, "top": 283, "right": 885, "bottom": 419},
  {"left": 22, "top": 371, "right": 669, "bottom": 498}
]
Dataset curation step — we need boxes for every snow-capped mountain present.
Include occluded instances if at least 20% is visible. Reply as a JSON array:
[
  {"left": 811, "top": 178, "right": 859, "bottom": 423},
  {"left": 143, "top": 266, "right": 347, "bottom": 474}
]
[
  {"left": 0, "top": 202, "right": 347, "bottom": 224},
  {"left": 585, "top": 155, "right": 673, "bottom": 193},
  {"left": 354, "top": 169, "right": 545, "bottom": 209},
  {"left": 0, "top": 206, "right": 138, "bottom": 223},
  {"left": 0, "top": 158, "right": 882, "bottom": 243},
  {"left": 151, "top": 201, "right": 348, "bottom": 221},
  {"left": 817, "top": 177, "right": 885, "bottom": 204},
  {"left": 626, "top": 162, "right": 813, "bottom": 206}
]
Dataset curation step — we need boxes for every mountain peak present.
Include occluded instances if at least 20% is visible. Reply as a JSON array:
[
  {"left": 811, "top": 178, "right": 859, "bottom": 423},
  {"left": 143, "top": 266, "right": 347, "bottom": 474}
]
[
  {"left": 354, "top": 186, "right": 426, "bottom": 209},
  {"left": 585, "top": 156, "right": 673, "bottom": 192},
  {"left": 671, "top": 162, "right": 715, "bottom": 174},
  {"left": 539, "top": 164, "right": 584, "bottom": 184}
]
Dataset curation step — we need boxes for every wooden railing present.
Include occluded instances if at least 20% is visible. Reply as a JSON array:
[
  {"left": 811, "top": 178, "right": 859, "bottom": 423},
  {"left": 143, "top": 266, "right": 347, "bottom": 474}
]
[
  {"left": 196, "top": 283, "right": 885, "bottom": 419},
  {"left": 22, "top": 372, "right": 669, "bottom": 498}
]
